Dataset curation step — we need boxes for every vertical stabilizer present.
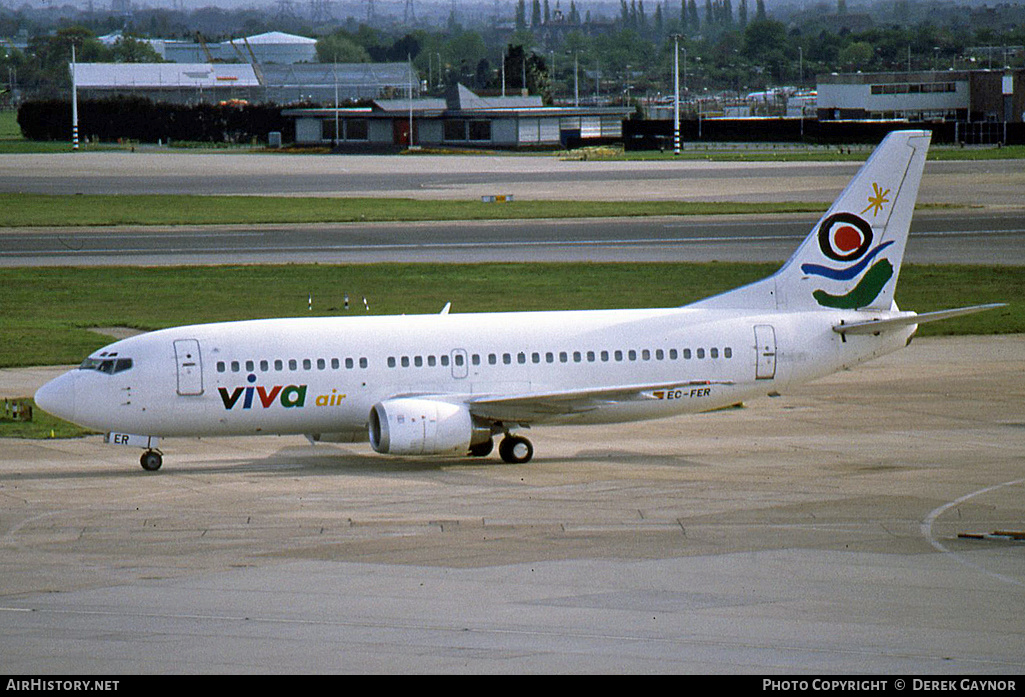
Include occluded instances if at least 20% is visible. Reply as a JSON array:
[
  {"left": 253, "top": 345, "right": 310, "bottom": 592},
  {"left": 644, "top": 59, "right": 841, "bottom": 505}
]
[{"left": 688, "top": 130, "right": 931, "bottom": 311}]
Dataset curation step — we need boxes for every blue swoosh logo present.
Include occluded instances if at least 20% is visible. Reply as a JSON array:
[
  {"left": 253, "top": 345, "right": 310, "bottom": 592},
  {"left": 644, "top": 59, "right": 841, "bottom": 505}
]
[{"left": 802, "top": 240, "right": 894, "bottom": 280}]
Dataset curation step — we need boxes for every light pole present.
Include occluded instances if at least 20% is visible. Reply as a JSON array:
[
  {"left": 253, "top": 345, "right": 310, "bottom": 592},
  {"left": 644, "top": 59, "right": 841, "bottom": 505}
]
[{"left": 673, "top": 34, "right": 680, "bottom": 155}]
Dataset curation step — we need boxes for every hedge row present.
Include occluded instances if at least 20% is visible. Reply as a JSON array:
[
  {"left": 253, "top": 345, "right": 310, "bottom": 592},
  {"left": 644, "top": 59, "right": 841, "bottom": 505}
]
[{"left": 17, "top": 97, "right": 295, "bottom": 144}]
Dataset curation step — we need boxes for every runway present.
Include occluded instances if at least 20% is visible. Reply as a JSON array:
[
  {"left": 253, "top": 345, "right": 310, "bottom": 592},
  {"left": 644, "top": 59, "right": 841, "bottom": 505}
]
[
  {"left": 1, "top": 336, "right": 1023, "bottom": 672},
  {"left": 3, "top": 210, "right": 1024, "bottom": 266},
  {"left": 2, "top": 151, "right": 1024, "bottom": 207}
]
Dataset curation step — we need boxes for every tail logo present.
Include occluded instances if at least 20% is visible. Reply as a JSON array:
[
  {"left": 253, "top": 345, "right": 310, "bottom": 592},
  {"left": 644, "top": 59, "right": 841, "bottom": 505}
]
[{"left": 803, "top": 212, "right": 894, "bottom": 309}]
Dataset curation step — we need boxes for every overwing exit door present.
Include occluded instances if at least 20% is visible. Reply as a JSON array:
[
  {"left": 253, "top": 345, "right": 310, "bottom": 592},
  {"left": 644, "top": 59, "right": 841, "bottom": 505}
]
[{"left": 174, "top": 339, "right": 204, "bottom": 395}]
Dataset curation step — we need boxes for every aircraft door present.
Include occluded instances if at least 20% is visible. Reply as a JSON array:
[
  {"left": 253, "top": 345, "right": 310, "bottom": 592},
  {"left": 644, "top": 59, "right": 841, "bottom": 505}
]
[
  {"left": 753, "top": 325, "right": 777, "bottom": 380},
  {"left": 451, "top": 349, "right": 468, "bottom": 379},
  {"left": 173, "top": 339, "right": 204, "bottom": 395}
]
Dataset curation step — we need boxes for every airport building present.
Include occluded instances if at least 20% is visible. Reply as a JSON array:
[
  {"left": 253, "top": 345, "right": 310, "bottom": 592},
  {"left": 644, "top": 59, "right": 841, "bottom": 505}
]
[
  {"left": 70, "top": 62, "right": 416, "bottom": 105},
  {"left": 146, "top": 31, "right": 318, "bottom": 65},
  {"left": 817, "top": 69, "right": 1024, "bottom": 124},
  {"left": 284, "top": 83, "right": 634, "bottom": 150}
]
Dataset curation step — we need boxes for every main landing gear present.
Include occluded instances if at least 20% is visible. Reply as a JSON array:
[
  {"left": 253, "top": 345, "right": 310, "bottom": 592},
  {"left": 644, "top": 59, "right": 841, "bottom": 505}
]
[
  {"left": 468, "top": 424, "right": 535, "bottom": 464},
  {"left": 498, "top": 435, "right": 534, "bottom": 464},
  {"left": 140, "top": 449, "right": 163, "bottom": 471}
]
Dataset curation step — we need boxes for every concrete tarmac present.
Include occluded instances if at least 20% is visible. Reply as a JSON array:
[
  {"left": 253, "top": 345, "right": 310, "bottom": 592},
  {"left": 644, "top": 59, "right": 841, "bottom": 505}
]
[{"left": 2, "top": 335, "right": 1023, "bottom": 673}]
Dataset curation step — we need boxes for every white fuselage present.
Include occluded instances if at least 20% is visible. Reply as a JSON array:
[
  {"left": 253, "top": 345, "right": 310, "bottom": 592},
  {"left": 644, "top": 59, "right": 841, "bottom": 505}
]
[{"left": 45, "top": 306, "right": 913, "bottom": 440}]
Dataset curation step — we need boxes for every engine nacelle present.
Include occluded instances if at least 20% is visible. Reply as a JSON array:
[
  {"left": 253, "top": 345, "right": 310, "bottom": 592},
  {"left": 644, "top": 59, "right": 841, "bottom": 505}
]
[{"left": 369, "top": 398, "right": 488, "bottom": 456}]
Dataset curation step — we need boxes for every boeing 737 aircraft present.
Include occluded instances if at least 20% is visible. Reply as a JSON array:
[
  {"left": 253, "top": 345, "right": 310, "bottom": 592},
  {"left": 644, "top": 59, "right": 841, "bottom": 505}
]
[{"left": 35, "top": 130, "right": 1001, "bottom": 471}]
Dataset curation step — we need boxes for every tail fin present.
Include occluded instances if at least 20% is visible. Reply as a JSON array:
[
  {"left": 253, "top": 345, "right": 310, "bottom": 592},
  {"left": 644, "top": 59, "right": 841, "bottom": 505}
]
[{"left": 689, "top": 129, "right": 932, "bottom": 311}]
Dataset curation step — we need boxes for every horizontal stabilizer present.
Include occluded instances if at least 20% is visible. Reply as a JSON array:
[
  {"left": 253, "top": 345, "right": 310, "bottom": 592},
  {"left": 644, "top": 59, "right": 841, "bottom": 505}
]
[{"left": 833, "top": 303, "right": 1006, "bottom": 335}]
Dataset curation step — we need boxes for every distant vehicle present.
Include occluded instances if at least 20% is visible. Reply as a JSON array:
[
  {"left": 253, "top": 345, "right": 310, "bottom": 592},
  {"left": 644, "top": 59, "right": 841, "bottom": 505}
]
[{"left": 35, "top": 130, "right": 1001, "bottom": 471}]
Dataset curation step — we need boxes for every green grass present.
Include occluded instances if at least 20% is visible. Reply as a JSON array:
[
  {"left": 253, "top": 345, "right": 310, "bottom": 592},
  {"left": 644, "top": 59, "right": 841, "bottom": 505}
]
[
  {"left": 1, "top": 193, "right": 834, "bottom": 227},
  {"left": 2, "top": 262, "right": 1018, "bottom": 440},
  {"left": 1, "top": 399, "right": 96, "bottom": 439},
  {"left": 0, "top": 263, "right": 1019, "bottom": 370}
]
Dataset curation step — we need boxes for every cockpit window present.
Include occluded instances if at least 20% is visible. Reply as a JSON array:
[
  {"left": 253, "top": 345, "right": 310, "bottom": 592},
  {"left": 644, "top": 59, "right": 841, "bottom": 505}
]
[{"left": 79, "top": 357, "right": 133, "bottom": 374}]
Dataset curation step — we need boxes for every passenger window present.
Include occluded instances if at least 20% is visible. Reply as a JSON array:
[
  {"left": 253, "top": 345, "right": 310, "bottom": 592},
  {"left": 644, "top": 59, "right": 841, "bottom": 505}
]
[
  {"left": 488, "top": 354, "right": 497, "bottom": 365},
  {"left": 656, "top": 349, "right": 664, "bottom": 360},
  {"left": 503, "top": 353, "right": 512, "bottom": 365},
  {"left": 275, "top": 359, "right": 283, "bottom": 371},
  {"left": 415, "top": 356, "right": 423, "bottom": 367},
  {"left": 669, "top": 349, "right": 678, "bottom": 360},
  {"left": 587, "top": 351, "right": 595, "bottom": 362},
  {"left": 246, "top": 360, "right": 254, "bottom": 372},
  {"left": 710, "top": 348, "right": 718, "bottom": 359},
  {"left": 428, "top": 355, "right": 437, "bottom": 367},
  {"left": 441, "top": 355, "right": 449, "bottom": 367},
  {"left": 303, "top": 359, "right": 312, "bottom": 370},
  {"left": 346, "top": 357, "right": 354, "bottom": 369},
  {"left": 455, "top": 354, "right": 464, "bottom": 366},
  {"left": 388, "top": 357, "right": 396, "bottom": 368},
  {"left": 573, "top": 351, "right": 581, "bottom": 363},
  {"left": 683, "top": 349, "right": 691, "bottom": 359},
  {"left": 642, "top": 349, "right": 650, "bottom": 360},
  {"left": 231, "top": 361, "right": 240, "bottom": 372},
  {"left": 401, "top": 356, "right": 409, "bottom": 367},
  {"left": 697, "top": 348, "right": 705, "bottom": 359},
  {"left": 217, "top": 361, "right": 226, "bottom": 373},
  {"left": 289, "top": 359, "right": 298, "bottom": 370},
  {"left": 546, "top": 352, "right": 554, "bottom": 363},
  {"left": 532, "top": 352, "right": 540, "bottom": 364},
  {"left": 724, "top": 347, "right": 732, "bottom": 359},
  {"left": 615, "top": 350, "right": 623, "bottom": 361},
  {"left": 517, "top": 352, "right": 526, "bottom": 365},
  {"left": 628, "top": 350, "right": 637, "bottom": 361},
  {"left": 559, "top": 352, "right": 568, "bottom": 363},
  {"left": 601, "top": 350, "right": 609, "bottom": 362},
  {"left": 317, "top": 358, "right": 326, "bottom": 370},
  {"left": 359, "top": 358, "right": 368, "bottom": 369}
]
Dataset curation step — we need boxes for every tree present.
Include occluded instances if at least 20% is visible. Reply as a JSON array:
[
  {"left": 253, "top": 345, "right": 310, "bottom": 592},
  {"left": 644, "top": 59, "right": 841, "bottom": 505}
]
[
  {"left": 838, "top": 40, "right": 873, "bottom": 69},
  {"left": 756, "top": 0, "right": 766, "bottom": 20},
  {"left": 316, "top": 32, "right": 372, "bottom": 63}
]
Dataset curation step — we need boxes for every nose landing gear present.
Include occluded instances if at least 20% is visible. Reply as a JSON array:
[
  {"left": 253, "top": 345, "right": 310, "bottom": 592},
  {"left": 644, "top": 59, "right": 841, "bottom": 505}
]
[{"left": 140, "top": 449, "right": 163, "bottom": 471}]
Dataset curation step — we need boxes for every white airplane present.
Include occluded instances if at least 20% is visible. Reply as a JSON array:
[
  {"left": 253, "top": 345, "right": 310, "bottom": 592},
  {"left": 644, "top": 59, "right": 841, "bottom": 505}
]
[{"left": 35, "top": 130, "right": 1001, "bottom": 471}]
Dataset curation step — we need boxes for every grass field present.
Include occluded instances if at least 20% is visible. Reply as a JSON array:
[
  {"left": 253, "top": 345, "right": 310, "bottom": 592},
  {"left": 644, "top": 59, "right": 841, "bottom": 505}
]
[
  {"left": 1, "top": 262, "right": 1018, "bottom": 439},
  {"left": 1, "top": 193, "right": 839, "bottom": 227},
  {"left": 1, "top": 262, "right": 1019, "bottom": 370}
]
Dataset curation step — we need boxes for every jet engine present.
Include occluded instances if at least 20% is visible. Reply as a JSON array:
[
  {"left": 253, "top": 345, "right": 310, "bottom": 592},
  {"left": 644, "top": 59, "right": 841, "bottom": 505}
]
[{"left": 368, "top": 398, "right": 490, "bottom": 456}]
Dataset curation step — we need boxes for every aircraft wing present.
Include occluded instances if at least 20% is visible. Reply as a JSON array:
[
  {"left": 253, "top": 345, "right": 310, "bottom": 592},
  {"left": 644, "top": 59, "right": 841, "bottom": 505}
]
[
  {"left": 463, "top": 380, "right": 735, "bottom": 423},
  {"left": 833, "top": 303, "right": 1006, "bottom": 336}
]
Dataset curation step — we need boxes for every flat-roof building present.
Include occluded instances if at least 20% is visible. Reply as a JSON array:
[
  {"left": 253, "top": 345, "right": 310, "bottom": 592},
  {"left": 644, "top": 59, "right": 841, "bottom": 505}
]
[
  {"left": 817, "top": 69, "right": 1024, "bottom": 124},
  {"left": 284, "top": 84, "right": 633, "bottom": 150}
]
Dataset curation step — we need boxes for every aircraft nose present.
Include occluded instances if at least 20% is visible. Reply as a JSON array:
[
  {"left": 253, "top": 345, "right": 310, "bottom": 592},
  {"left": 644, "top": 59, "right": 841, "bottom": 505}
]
[{"left": 34, "top": 371, "right": 77, "bottom": 424}]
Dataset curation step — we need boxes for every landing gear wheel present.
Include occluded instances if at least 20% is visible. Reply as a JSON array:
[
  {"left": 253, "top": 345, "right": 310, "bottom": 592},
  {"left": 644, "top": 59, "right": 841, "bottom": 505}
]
[
  {"left": 469, "top": 439, "right": 494, "bottom": 457},
  {"left": 140, "top": 450, "right": 163, "bottom": 471},
  {"left": 499, "top": 435, "right": 533, "bottom": 464}
]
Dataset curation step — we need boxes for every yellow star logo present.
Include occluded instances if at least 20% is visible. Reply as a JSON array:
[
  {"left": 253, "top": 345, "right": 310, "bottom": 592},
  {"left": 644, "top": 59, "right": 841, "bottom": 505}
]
[{"left": 861, "top": 182, "right": 891, "bottom": 217}]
